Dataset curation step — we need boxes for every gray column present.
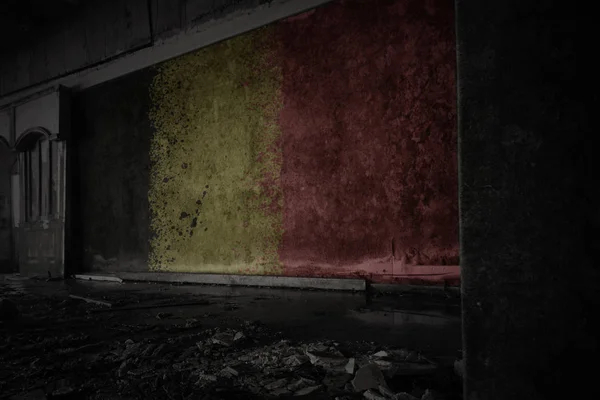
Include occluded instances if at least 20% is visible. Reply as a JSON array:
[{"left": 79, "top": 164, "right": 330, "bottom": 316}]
[{"left": 457, "top": 0, "right": 595, "bottom": 399}]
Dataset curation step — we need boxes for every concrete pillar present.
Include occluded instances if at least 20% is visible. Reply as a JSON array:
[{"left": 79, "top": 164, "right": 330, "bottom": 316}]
[{"left": 457, "top": 1, "right": 595, "bottom": 399}]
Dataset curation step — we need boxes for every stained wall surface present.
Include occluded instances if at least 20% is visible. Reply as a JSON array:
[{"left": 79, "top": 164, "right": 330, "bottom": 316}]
[{"left": 76, "top": 0, "right": 458, "bottom": 284}]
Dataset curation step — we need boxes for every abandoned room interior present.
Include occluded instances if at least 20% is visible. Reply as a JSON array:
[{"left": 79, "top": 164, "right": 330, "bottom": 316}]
[{"left": 0, "top": 0, "right": 593, "bottom": 399}]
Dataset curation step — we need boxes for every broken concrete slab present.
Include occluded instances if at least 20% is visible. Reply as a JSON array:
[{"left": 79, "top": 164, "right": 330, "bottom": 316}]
[
  {"left": 378, "top": 385, "right": 396, "bottom": 398},
  {"left": 345, "top": 358, "right": 356, "bottom": 374},
  {"left": 73, "top": 274, "right": 124, "bottom": 283},
  {"left": 306, "top": 349, "right": 348, "bottom": 372},
  {"left": 116, "top": 272, "right": 367, "bottom": 292},
  {"left": 211, "top": 331, "right": 244, "bottom": 346},
  {"left": 264, "top": 378, "right": 289, "bottom": 390},
  {"left": 69, "top": 294, "right": 112, "bottom": 308},
  {"left": 220, "top": 366, "right": 239, "bottom": 377},
  {"left": 288, "top": 377, "right": 317, "bottom": 392},
  {"left": 352, "top": 364, "right": 388, "bottom": 392},
  {"left": 295, "top": 385, "right": 322, "bottom": 396}
]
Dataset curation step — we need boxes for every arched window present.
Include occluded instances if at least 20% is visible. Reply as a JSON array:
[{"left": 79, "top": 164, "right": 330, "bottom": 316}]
[{"left": 13, "top": 127, "right": 65, "bottom": 278}]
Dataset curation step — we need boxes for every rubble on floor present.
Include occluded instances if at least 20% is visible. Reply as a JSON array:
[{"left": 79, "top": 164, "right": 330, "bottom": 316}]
[{"left": 0, "top": 280, "right": 461, "bottom": 399}]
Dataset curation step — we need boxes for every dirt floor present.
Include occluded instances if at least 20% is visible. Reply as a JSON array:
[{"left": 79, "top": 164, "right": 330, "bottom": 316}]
[{"left": 0, "top": 275, "right": 462, "bottom": 400}]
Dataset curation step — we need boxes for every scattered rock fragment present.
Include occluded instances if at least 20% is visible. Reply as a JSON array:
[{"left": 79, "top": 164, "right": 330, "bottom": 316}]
[
  {"left": 306, "top": 349, "right": 348, "bottom": 372},
  {"left": 211, "top": 330, "right": 244, "bottom": 347},
  {"left": 394, "top": 393, "right": 420, "bottom": 400},
  {"left": 212, "top": 332, "right": 235, "bottom": 346},
  {"left": 295, "top": 385, "right": 322, "bottom": 396},
  {"left": 152, "top": 343, "right": 168, "bottom": 357},
  {"left": 264, "top": 378, "right": 289, "bottom": 391},
  {"left": 271, "top": 388, "right": 291, "bottom": 396},
  {"left": 185, "top": 318, "right": 200, "bottom": 328},
  {"left": 345, "top": 358, "right": 356, "bottom": 374},
  {"left": 379, "top": 385, "right": 396, "bottom": 398},
  {"left": 288, "top": 377, "right": 317, "bottom": 392},
  {"left": 323, "top": 373, "right": 352, "bottom": 390},
  {"left": 221, "top": 366, "right": 239, "bottom": 377},
  {"left": 141, "top": 343, "right": 157, "bottom": 357},
  {"left": 195, "top": 372, "right": 217, "bottom": 384},
  {"left": 117, "top": 359, "right": 133, "bottom": 377},
  {"left": 284, "top": 354, "right": 309, "bottom": 367}
]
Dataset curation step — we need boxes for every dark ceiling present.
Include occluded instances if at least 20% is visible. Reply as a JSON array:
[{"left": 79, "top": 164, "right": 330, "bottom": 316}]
[{"left": 0, "top": 0, "right": 86, "bottom": 52}]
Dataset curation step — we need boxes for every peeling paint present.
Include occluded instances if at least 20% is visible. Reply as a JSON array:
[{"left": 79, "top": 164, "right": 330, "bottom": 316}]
[
  {"left": 148, "top": 27, "right": 284, "bottom": 274},
  {"left": 277, "top": 0, "right": 458, "bottom": 271},
  {"left": 95, "top": 0, "right": 458, "bottom": 285}
]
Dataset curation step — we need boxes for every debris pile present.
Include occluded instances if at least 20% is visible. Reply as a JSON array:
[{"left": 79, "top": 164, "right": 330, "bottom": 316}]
[
  {"left": 97, "top": 326, "right": 442, "bottom": 399},
  {"left": 0, "top": 281, "right": 461, "bottom": 399}
]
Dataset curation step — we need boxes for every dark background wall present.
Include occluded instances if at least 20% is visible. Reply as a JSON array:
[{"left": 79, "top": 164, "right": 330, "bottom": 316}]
[
  {"left": 458, "top": 0, "right": 597, "bottom": 398},
  {"left": 72, "top": 69, "right": 156, "bottom": 272}
]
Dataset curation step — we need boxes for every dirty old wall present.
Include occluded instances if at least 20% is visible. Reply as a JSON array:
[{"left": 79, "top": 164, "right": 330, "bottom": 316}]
[
  {"left": 278, "top": 0, "right": 457, "bottom": 279},
  {"left": 72, "top": 70, "right": 155, "bottom": 272},
  {"left": 76, "top": 0, "right": 458, "bottom": 283},
  {"left": 148, "top": 0, "right": 458, "bottom": 282},
  {"left": 149, "top": 29, "right": 283, "bottom": 275}
]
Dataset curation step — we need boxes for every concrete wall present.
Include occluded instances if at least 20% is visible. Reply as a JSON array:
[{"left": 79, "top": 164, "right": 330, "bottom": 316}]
[
  {"left": 0, "top": 0, "right": 331, "bottom": 99},
  {"left": 457, "top": 0, "right": 595, "bottom": 398},
  {"left": 14, "top": 92, "right": 61, "bottom": 140},
  {"left": 0, "top": 0, "right": 151, "bottom": 96},
  {"left": 75, "top": 0, "right": 458, "bottom": 284},
  {"left": 0, "top": 111, "right": 10, "bottom": 145},
  {"left": 72, "top": 70, "right": 155, "bottom": 272},
  {"left": 277, "top": 0, "right": 457, "bottom": 280}
]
